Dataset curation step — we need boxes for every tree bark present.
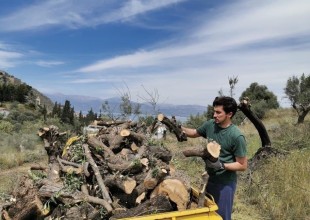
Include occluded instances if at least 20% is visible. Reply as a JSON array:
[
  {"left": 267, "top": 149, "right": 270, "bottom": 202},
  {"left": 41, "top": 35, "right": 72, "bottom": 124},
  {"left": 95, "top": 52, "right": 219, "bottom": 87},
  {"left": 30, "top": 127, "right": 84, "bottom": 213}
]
[
  {"left": 238, "top": 98, "right": 271, "bottom": 147},
  {"left": 111, "top": 195, "right": 173, "bottom": 219},
  {"left": 150, "top": 178, "right": 190, "bottom": 211},
  {"left": 157, "top": 114, "right": 187, "bottom": 142},
  {"left": 182, "top": 141, "right": 220, "bottom": 162},
  {"left": 83, "top": 144, "right": 112, "bottom": 204}
]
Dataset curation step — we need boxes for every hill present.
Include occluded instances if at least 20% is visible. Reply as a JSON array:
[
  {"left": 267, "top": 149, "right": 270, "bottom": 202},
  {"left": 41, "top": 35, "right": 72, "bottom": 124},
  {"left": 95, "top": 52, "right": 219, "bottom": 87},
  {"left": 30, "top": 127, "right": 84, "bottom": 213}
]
[
  {"left": 0, "top": 70, "right": 54, "bottom": 109},
  {"left": 46, "top": 93, "right": 207, "bottom": 119}
]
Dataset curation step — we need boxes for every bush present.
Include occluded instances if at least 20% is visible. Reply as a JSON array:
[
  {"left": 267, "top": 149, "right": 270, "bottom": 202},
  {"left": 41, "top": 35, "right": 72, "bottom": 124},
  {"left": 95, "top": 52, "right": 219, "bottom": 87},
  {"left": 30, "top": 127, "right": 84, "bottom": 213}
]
[
  {"left": 270, "top": 122, "right": 310, "bottom": 151},
  {"left": 0, "top": 121, "right": 14, "bottom": 133}
]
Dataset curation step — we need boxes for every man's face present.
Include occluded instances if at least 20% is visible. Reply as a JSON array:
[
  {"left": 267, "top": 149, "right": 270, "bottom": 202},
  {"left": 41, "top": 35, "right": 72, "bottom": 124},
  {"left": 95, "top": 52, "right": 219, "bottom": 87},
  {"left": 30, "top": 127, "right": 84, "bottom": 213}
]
[{"left": 213, "top": 105, "right": 231, "bottom": 124}]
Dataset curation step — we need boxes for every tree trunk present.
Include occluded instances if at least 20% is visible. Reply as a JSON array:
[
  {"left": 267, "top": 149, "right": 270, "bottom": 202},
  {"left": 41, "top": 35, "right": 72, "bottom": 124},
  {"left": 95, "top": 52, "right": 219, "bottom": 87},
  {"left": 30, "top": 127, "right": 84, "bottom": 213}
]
[
  {"left": 238, "top": 98, "right": 271, "bottom": 147},
  {"left": 297, "top": 109, "right": 309, "bottom": 124}
]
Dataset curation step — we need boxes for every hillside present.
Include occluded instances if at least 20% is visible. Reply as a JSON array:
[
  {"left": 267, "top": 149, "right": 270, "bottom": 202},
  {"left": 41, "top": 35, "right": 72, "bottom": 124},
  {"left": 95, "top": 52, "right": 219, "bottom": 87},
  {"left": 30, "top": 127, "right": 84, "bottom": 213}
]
[{"left": 0, "top": 70, "right": 54, "bottom": 110}]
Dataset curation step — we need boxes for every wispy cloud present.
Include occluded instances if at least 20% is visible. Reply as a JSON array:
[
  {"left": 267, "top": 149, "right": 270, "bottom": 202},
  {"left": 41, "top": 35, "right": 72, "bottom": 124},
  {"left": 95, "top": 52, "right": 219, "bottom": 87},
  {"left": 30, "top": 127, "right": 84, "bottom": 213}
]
[
  {"left": 70, "top": 78, "right": 110, "bottom": 84},
  {"left": 79, "top": 0, "right": 310, "bottom": 73},
  {"left": 35, "top": 60, "right": 65, "bottom": 67},
  {"left": 75, "top": 0, "right": 310, "bottom": 106},
  {"left": 0, "top": 50, "right": 23, "bottom": 68},
  {"left": 0, "top": 0, "right": 187, "bottom": 32}
]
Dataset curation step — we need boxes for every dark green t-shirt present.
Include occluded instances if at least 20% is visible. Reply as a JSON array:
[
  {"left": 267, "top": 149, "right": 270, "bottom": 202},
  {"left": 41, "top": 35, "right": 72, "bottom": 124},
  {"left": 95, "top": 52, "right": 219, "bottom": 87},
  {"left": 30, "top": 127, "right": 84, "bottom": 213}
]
[{"left": 196, "top": 119, "right": 247, "bottom": 184}]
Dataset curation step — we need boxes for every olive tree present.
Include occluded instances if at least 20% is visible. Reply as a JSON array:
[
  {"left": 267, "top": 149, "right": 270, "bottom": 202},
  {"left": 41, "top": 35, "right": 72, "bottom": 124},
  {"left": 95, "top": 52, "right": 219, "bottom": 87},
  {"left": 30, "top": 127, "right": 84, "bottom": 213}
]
[
  {"left": 240, "top": 82, "right": 279, "bottom": 119},
  {"left": 284, "top": 73, "right": 310, "bottom": 124}
]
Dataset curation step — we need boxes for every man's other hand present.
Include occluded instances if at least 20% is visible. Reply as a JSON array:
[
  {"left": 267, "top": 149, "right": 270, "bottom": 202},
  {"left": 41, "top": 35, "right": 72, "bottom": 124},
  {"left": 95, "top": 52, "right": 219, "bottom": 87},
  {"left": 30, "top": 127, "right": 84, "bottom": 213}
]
[{"left": 205, "top": 159, "right": 225, "bottom": 170}]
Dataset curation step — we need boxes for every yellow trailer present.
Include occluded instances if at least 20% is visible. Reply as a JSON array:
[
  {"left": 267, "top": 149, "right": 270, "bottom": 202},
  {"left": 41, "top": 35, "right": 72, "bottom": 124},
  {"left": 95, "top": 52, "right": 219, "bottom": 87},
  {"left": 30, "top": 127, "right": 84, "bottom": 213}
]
[{"left": 120, "top": 187, "right": 222, "bottom": 220}]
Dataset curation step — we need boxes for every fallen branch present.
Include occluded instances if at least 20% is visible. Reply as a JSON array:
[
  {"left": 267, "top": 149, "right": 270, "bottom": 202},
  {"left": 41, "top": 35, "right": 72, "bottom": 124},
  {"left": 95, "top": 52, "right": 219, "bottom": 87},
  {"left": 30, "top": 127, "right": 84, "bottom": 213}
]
[
  {"left": 157, "top": 114, "right": 187, "bottom": 142},
  {"left": 83, "top": 144, "right": 112, "bottom": 204}
]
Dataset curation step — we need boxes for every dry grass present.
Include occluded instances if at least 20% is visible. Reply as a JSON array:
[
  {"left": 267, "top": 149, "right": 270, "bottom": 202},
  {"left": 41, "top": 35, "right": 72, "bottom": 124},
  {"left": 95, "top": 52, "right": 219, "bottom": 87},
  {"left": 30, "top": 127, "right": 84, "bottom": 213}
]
[{"left": 244, "top": 149, "right": 310, "bottom": 219}]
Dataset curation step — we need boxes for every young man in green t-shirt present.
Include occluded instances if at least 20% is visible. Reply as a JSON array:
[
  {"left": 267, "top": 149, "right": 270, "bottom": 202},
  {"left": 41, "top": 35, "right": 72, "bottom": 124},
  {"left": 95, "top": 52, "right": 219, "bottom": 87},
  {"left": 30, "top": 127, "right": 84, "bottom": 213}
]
[{"left": 181, "top": 96, "right": 247, "bottom": 220}]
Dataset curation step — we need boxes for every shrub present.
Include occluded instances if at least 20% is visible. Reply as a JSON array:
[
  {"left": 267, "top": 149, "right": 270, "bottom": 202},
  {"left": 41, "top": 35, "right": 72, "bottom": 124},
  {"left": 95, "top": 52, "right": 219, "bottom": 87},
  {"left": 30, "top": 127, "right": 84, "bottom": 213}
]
[{"left": 0, "top": 121, "right": 14, "bottom": 133}]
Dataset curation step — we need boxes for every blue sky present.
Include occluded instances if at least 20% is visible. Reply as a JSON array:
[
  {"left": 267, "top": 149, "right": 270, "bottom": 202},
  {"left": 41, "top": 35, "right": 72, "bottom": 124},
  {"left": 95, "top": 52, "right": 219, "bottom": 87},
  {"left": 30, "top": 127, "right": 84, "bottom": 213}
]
[{"left": 1, "top": 0, "right": 309, "bottom": 107}]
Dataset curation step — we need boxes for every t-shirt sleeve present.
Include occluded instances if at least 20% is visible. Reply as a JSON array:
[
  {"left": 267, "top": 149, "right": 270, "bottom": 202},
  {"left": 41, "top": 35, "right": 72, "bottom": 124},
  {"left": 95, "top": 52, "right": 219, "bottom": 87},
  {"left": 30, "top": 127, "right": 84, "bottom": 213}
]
[
  {"left": 234, "top": 135, "right": 247, "bottom": 157},
  {"left": 196, "top": 121, "right": 209, "bottom": 138}
]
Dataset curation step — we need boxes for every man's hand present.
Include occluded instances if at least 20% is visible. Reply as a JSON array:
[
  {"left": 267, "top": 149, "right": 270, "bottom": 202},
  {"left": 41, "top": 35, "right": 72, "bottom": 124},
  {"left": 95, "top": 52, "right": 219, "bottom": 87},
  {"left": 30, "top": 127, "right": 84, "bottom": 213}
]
[{"left": 205, "top": 159, "right": 225, "bottom": 171}]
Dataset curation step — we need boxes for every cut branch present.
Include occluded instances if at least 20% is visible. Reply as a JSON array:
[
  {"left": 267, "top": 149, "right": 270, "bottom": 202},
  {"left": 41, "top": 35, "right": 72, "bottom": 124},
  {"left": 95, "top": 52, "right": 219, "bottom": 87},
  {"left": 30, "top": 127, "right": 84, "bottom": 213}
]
[
  {"left": 83, "top": 144, "right": 112, "bottom": 204},
  {"left": 157, "top": 114, "right": 187, "bottom": 142}
]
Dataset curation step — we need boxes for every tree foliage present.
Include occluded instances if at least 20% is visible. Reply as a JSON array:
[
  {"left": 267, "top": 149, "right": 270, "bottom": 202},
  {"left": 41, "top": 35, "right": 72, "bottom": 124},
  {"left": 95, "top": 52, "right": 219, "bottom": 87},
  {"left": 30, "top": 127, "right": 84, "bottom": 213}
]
[
  {"left": 240, "top": 82, "right": 279, "bottom": 119},
  {"left": 0, "top": 83, "right": 32, "bottom": 103},
  {"left": 50, "top": 100, "right": 75, "bottom": 125},
  {"left": 284, "top": 73, "right": 310, "bottom": 123}
]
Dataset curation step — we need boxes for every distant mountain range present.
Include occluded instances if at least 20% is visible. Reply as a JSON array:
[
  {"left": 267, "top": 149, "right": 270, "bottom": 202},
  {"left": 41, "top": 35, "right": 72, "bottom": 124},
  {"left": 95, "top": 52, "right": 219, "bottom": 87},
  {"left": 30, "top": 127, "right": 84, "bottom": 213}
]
[
  {"left": 0, "top": 70, "right": 207, "bottom": 119},
  {"left": 46, "top": 93, "right": 207, "bottom": 118}
]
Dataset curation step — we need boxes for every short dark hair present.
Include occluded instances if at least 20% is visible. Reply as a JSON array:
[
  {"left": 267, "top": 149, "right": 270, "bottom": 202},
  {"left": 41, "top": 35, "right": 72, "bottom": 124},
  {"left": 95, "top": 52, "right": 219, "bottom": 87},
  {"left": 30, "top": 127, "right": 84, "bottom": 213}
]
[{"left": 213, "top": 96, "right": 238, "bottom": 117}]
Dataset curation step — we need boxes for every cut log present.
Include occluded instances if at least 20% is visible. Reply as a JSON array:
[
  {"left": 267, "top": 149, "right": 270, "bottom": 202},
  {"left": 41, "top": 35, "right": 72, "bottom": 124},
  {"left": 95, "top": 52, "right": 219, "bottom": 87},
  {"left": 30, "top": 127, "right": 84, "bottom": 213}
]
[
  {"left": 107, "top": 159, "right": 143, "bottom": 174},
  {"left": 140, "top": 158, "right": 149, "bottom": 170},
  {"left": 111, "top": 195, "right": 173, "bottom": 219},
  {"left": 130, "top": 142, "right": 139, "bottom": 153},
  {"left": 135, "top": 192, "right": 146, "bottom": 204},
  {"left": 143, "top": 168, "right": 168, "bottom": 189},
  {"left": 147, "top": 145, "right": 172, "bottom": 162},
  {"left": 157, "top": 114, "right": 187, "bottom": 142},
  {"left": 120, "top": 148, "right": 135, "bottom": 161},
  {"left": 38, "top": 181, "right": 113, "bottom": 213},
  {"left": 108, "top": 134, "right": 126, "bottom": 151},
  {"left": 120, "top": 129, "right": 146, "bottom": 145},
  {"left": 87, "top": 136, "right": 114, "bottom": 158},
  {"left": 7, "top": 176, "right": 46, "bottom": 220},
  {"left": 150, "top": 178, "right": 190, "bottom": 211},
  {"left": 2, "top": 210, "right": 11, "bottom": 220},
  {"left": 104, "top": 175, "right": 137, "bottom": 194},
  {"left": 57, "top": 156, "right": 83, "bottom": 174},
  {"left": 182, "top": 141, "right": 221, "bottom": 162}
]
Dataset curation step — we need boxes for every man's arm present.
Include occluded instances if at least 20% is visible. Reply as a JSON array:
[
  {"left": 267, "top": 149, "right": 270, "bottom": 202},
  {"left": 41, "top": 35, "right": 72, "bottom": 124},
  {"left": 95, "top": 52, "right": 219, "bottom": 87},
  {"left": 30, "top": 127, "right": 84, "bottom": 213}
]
[
  {"left": 181, "top": 126, "right": 201, "bottom": 138},
  {"left": 223, "top": 156, "right": 247, "bottom": 171}
]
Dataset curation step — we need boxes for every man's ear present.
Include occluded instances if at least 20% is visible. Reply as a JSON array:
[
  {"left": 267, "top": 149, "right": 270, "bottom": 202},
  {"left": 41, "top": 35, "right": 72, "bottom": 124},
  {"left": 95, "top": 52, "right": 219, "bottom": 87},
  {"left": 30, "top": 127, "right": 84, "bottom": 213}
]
[{"left": 227, "top": 112, "right": 233, "bottom": 118}]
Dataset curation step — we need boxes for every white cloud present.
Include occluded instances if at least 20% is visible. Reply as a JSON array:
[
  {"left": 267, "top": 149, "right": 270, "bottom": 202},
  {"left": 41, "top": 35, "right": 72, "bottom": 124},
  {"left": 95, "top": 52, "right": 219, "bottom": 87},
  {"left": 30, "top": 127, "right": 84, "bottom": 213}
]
[
  {"left": 75, "top": 0, "right": 310, "bottom": 106},
  {"left": 35, "top": 60, "right": 65, "bottom": 67},
  {"left": 0, "top": 0, "right": 187, "bottom": 31},
  {"left": 0, "top": 50, "right": 23, "bottom": 68}
]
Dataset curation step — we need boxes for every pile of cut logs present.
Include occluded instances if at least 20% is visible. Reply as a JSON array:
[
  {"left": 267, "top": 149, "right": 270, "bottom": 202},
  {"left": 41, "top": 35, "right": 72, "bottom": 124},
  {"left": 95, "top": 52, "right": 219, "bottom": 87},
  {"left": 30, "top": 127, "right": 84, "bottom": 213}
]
[{"left": 0, "top": 115, "right": 220, "bottom": 220}]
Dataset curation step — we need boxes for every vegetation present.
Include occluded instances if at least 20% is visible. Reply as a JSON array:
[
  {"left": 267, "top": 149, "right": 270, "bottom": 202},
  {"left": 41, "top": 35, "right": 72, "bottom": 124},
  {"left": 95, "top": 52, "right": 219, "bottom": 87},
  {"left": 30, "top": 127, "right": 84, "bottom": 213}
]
[
  {"left": 0, "top": 83, "right": 32, "bottom": 103},
  {"left": 240, "top": 82, "right": 279, "bottom": 119},
  {"left": 284, "top": 73, "right": 310, "bottom": 124}
]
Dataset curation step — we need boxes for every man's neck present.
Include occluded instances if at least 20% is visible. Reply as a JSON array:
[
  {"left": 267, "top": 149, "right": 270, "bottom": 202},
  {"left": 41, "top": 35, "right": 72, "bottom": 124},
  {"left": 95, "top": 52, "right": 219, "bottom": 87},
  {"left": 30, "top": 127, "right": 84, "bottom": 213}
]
[{"left": 218, "top": 120, "right": 232, "bottom": 128}]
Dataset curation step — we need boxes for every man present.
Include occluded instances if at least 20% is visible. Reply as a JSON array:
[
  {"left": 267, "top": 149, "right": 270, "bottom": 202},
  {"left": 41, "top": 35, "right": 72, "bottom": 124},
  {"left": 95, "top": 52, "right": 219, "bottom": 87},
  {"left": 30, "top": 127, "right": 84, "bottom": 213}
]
[{"left": 181, "top": 96, "right": 247, "bottom": 220}]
